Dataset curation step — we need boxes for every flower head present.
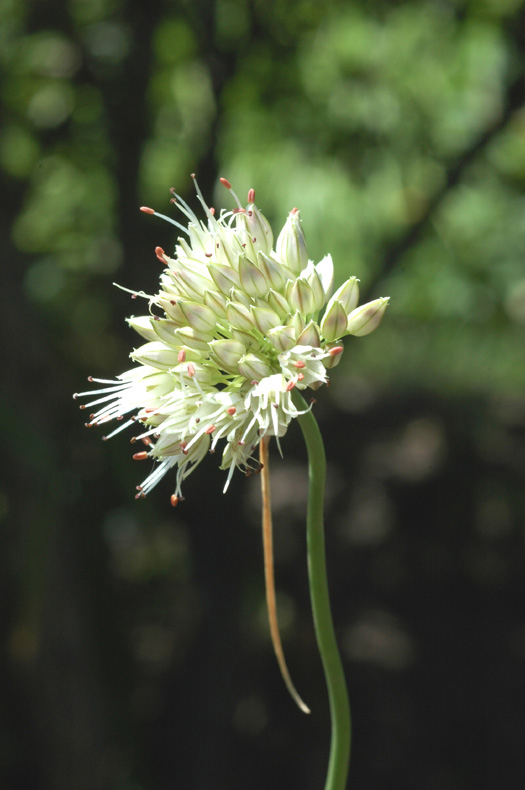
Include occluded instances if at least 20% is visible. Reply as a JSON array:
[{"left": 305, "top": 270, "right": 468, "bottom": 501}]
[{"left": 74, "top": 176, "right": 389, "bottom": 502}]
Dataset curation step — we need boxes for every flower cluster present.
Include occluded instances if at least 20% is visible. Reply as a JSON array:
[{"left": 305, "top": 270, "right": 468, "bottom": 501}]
[{"left": 74, "top": 176, "right": 388, "bottom": 504}]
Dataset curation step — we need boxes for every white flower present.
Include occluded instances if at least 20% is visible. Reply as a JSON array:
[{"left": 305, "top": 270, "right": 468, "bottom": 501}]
[{"left": 74, "top": 176, "right": 389, "bottom": 503}]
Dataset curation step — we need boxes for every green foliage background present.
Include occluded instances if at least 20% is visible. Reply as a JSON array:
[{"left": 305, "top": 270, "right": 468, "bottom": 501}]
[{"left": 1, "top": 1, "right": 525, "bottom": 789}]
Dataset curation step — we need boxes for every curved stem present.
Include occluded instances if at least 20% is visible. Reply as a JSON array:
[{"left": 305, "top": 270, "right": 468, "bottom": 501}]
[
  {"left": 259, "top": 436, "right": 311, "bottom": 714},
  {"left": 292, "top": 390, "right": 352, "bottom": 790}
]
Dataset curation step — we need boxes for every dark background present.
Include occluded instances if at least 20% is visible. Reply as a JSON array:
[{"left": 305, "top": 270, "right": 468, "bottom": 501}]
[{"left": 1, "top": 0, "right": 525, "bottom": 788}]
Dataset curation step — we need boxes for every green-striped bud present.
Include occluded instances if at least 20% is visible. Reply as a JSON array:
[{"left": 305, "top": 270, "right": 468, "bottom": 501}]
[
  {"left": 208, "top": 262, "right": 241, "bottom": 293},
  {"left": 238, "top": 352, "right": 272, "bottom": 381},
  {"left": 226, "top": 301, "right": 255, "bottom": 333},
  {"left": 173, "top": 327, "right": 210, "bottom": 351},
  {"left": 179, "top": 300, "right": 217, "bottom": 334},
  {"left": 251, "top": 305, "right": 281, "bottom": 334},
  {"left": 332, "top": 276, "right": 359, "bottom": 313},
  {"left": 257, "top": 251, "right": 294, "bottom": 292},
  {"left": 320, "top": 299, "right": 348, "bottom": 342},
  {"left": 266, "top": 289, "right": 291, "bottom": 320},
  {"left": 276, "top": 208, "right": 308, "bottom": 275},
  {"left": 209, "top": 339, "right": 246, "bottom": 374},
  {"left": 238, "top": 255, "right": 268, "bottom": 298},
  {"left": 286, "top": 278, "right": 316, "bottom": 315},
  {"left": 127, "top": 315, "right": 157, "bottom": 342},
  {"left": 131, "top": 341, "right": 181, "bottom": 370},
  {"left": 288, "top": 310, "right": 306, "bottom": 337},
  {"left": 267, "top": 325, "right": 297, "bottom": 352},
  {"left": 204, "top": 289, "right": 227, "bottom": 318},
  {"left": 296, "top": 320, "right": 321, "bottom": 347},
  {"left": 346, "top": 297, "right": 389, "bottom": 337}
]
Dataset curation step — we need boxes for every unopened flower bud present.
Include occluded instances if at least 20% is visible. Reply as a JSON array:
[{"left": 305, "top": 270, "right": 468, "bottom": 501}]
[
  {"left": 179, "top": 301, "right": 217, "bottom": 334},
  {"left": 276, "top": 208, "right": 308, "bottom": 275},
  {"left": 238, "top": 352, "right": 271, "bottom": 381},
  {"left": 289, "top": 310, "right": 306, "bottom": 337},
  {"left": 346, "top": 297, "right": 389, "bottom": 337},
  {"left": 208, "top": 262, "right": 241, "bottom": 294},
  {"left": 296, "top": 320, "right": 321, "bottom": 347},
  {"left": 204, "top": 289, "right": 227, "bottom": 318},
  {"left": 320, "top": 299, "right": 348, "bottom": 342},
  {"left": 287, "top": 278, "right": 316, "bottom": 315},
  {"left": 267, "top": 325, "right": 297, "bottom": 352},
  {"left": 131, "top": 341, "right": 181, "bottom": 370},
  {"left": 209, "top": 339, "right": 246, "bottom": 373},
  {"left": 267, "top": 289, "right": 291, "bottom": 320},
  {"left": 251, "top": 305, "right": 282, "bottom": 334},
  {"left": 304, "top": 266, "right": 325, "bottom": 311},
  {"left": 257, "top": 251, "right": 294, "bottom": 292},
  {"left": 127, "top": 315, "right": 157, "bottom": 342},
  {"left": 238, "top": 255, "right": 269, "bottom": 298},
  {"left": 315, "top": 254, "right": 334, "bottom": 301},
  {"left": 173, "top": 327, "right": 210, "bottom": 351},
  {"left": 226, "top": 300, "right": 256, "bottom": 332},
  {"left": 332, "top": 276, "right": 359, "bottom": 313}
]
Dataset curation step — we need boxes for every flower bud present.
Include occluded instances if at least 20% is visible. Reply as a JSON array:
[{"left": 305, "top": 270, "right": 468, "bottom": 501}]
[
  {"left": 251, "top": 305, "right": 282, "bottom": 334},
  {"left": 296, "top": 320, "right": 321, "bottom": 347},
  {"left": 244, "top": 202, "right": 274, "bottom": 255},
  {"left": 289, "top": 310, "right": 305, "bottom": 337},
  {"left": 257, "top": 251, "right": 294, "bottom": 292},
  {"left": 177, "top": 268, "right": 214, "bottom": 300},
  {"left": 315, "top": 254, "right": 334, "bottom": 301},
  {"left": 226, "top": 301, "right": 255, "bottom": 333},
  {"left": 238, "top": 352, "right": 271, "bottom": 381},
  {"left": 209, "top": 339, "right": 246, "bottom": 374},
  {"left": 320, "top": 299, "right": 348, "bottom": 342},
  {"left": 152, "top": 317, "right": 181, "bottom": 345},
  {"left": 231, "top": 329, "right": 258, "bottom": 350},
  {"left": 286, "top": 278, "right": 316, "bottom": 315},
  {"left": 179, "top": 300, "right": 217, "bottom": 334},
  {"left": 131, "top": 341, "right": 181, "bottom": 370},
  {"left": 204, "top": 289, "right": 227, "bottom": 318},
  {"left": 173, "top": 327, "right": 210, "bottom": 351},
  {"left": 267, "top": 325, "right": 297, "bottom": 352},
  {"left": 266, "top": 289, "right": 291, "bottom": 320},
  {"left": 208, "top": 262, "right": 241, "bottom": 294},
  {"left": 127, "top": 315, "right": 157, "bottom": 342},
  {"left": 157, "top": 295, "right": 186, "bottom": 324},
  {"left": 304, "top": 266, "right": 325, "bottom": 312},
  {"left": 276, "top": 208, "right": 308, "bottom": 275},
  {"left": 238, "top": 255, "right": 268, "bottom": 298},
  {"left": 332, "top": 276, "right": 359, "bottom": 313},
  {"left": 346, "top": 297, "right": 389, "bottom": 337}
]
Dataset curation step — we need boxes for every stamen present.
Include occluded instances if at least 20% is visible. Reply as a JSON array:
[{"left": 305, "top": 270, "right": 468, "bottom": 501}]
[
  {"left": 227, "top": 406, "right": 236, "bottom": 416},
  {"left": 133, "top": 451, "right": 149, "bottom": 461},
  {"left": 285, "top": 380, "right": 296, "bottom": 392},
  {"left": 294, "top": 360, "right": 306, "bottom": 368},
  {"left": 328, "top": 346, "right": 343, "bottom": 357},
  {"left": 170, "top": 495, "right": 179, "bottom": 507},
  {"left": 247, "top": 188, "right": 255, "bottom": 203},
  {"left": 178, "top": 349, "right": 186, "bottom": 362},
  {"left": 155, "top": 246, "right": 166, "bottom": 263},
  {"left": 140, "top": 206, "right": 155, "bottom": 214}
]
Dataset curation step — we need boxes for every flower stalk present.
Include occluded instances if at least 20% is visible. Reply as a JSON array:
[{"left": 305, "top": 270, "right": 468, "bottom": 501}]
[{"left": 293, "top": 389, "right": 352, "bottom": 790}]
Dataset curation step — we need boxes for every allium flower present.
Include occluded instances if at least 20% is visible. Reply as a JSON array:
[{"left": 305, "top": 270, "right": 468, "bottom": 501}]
[{"left": 74, "top": 176, "right": 389, "bottom": 504}]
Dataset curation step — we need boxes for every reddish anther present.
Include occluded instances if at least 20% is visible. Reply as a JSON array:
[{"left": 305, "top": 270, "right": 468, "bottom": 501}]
[
  {"left": 290, "top": 207, "right": 299, "bottom": 214},
  {"left": 297, "top": 372, "right": 304, "bottom": 381},
  {"left": 328, "top": 346, "right": 343, "bottom": 357},
  {"left": 170, "top": 495, "right": 179, "bottom": 507},
  {"left": 247, "top": 188, "right": 255, "bottom": 203},
  {"left": 286, "top": 379, "right": 296, "bottom": 392},
  {"left": 293, "top": 360, "right": 306, "bottom": 368},
  {"left": 227, "top": 406, "right": 236, "bottom": 416},
  {"left": 209, "top": 207, "right": 215, "bottom": 216},
  {"left": 133, "top": 451, "right": 149, "bottom": 461},
  {"left": 155, "top": 246, "right": 166, "bottom": 262},
  {"left": 178, "top": 349, "right": 186, "bottom": 362},
  {"left": 140, "top": 206, "right": 155, "bottom": 214},
  {"left": 205, "top": 425, "right": 216, "bottom": 434},
  {"left": 219, "top": 177, "right": 232, "bottom": 189},
  {"left": 187, "top": 362, "right": 195, "bottom": 377}
]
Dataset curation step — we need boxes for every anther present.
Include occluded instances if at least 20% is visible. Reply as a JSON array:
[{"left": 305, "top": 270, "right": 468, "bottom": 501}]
[
  {"left": 286, "top": 380, "right": 296, "bottom": 392},
  {"left": 133, "top": 451, "right": 149, "bottom": 461},
  {"left": 293, "top": 360, "right": 306, "bottom": 368},
  {"left": 140, "top": 206, "right": 155, "bottom": 214},
  {"left": 297, "top": 373, "right": 304, "bottom": 381},
  {"left": 247, "top": 188, "right": 255, "bottom": 203},
  {"left": 170, "top": 495, "right": 179, "bottom": 507},
  {"left": 155, "top": 246, "right": 166, "bottom": 262},
  {"left": 102, "top": 436, "right": 107, "bottom": 441},
  {"left": 79, "top": 404, "right": 86, "bottom": 410},
  {"left": 205, "top": 253, "right": 212, "bottom": 258},
  {"left": 227, "top": 406, "right": 236, "bottom": 416},
  {"left": 209, "top": 207, "right": 215, "bottom": 216},
  {"left": 131, "top": 294, "right": 137, "bottom": 299},
  {"left": 87, "top": 376, "right": 94, "bottom": 382},
  {"left": 178, "top": 349, "right": 186, "bottom": 362},
  {"left": 187, "top": 362, "right": 195, "bottom": 377},
  {"left": 135, "top": 492, "right": 146, "bottom": 500},
  {"left": 130, "top": 437, "right": 137, "bottom": 444},
  {"left": 220, "top": 177, "right": 232, "bottom": 189},
  {"left": 205, "top": 425, "right": 216, "bottom": 434},
  {"left": 328, "top": 345, "right": 344, "bottom": 357},
  {"left": 73, "top": 393, "right": 78, "bottom": 399}
]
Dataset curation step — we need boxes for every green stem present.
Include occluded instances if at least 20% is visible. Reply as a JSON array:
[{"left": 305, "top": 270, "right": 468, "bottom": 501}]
[{"left": 293, "top": 390, "right": 351, "bottom": 790}]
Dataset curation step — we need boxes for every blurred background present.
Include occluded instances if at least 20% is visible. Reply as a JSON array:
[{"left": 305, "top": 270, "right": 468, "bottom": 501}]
[{"left": 2, "top": 0, "right": 525, "bottom": 788}]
